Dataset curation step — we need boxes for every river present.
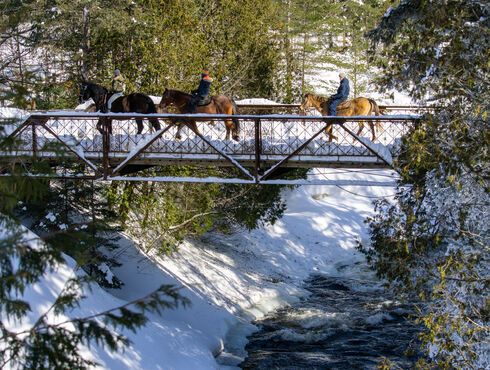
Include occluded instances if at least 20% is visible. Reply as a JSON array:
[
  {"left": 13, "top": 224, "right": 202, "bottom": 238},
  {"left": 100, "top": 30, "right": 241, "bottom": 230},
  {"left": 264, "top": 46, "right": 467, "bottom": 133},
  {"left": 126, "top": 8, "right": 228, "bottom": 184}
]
[{"left": 238, "top": 274, "right": 423, "bottom": 369}]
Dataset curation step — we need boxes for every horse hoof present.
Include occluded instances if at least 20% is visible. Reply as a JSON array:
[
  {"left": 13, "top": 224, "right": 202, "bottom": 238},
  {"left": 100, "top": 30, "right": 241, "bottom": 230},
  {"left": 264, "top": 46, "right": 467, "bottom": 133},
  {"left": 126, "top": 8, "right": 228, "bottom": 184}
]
[{"left": 233, "top": 135, "right": 239, "bottom": 142}]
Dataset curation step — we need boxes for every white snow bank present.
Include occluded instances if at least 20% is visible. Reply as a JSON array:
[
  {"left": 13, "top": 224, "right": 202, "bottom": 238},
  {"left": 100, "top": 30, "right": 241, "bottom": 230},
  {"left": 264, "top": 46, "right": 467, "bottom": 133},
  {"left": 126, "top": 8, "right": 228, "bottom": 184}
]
[{"left": 235, "top": 98, "right": 281, "bottom": 105}]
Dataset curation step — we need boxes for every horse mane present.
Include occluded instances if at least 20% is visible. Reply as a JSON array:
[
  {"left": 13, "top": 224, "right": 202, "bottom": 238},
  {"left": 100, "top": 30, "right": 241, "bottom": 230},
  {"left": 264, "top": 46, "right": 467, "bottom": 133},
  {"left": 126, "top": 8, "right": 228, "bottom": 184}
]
[
  {"left": 84, "top": 81, "right": 108, "bottom": 94},
  {"left": 165, "top": 88, "right": 192, "bottom": 98},
  {"left": 306, "top": 92, "right": 329, "bottom": 104}
]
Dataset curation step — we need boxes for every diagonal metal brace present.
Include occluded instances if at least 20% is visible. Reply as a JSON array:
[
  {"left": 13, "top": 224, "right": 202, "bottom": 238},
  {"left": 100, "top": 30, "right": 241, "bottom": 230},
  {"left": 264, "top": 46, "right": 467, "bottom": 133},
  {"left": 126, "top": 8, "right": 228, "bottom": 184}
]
[
  {"left": 189, "top": 126, "right": 254, "bottom": 180},
  {"left": 42, "top": 124, "right": 102, "bottom": 175},
  {"left": 336, "top": 120, "right": 395, "bottom": 170},
  {"left": 260, "top": 121, "right": 332, "bottom": 181},
  {"left": 111, "top": 123, "right": 175, "bottom": 176}
]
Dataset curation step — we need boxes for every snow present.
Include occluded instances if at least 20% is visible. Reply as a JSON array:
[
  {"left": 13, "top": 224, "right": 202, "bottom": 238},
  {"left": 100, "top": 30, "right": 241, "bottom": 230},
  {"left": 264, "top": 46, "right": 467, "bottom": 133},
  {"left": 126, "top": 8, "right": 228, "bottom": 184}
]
[
  {"left": 1, "top": 167, "right": 396, "bottom": 369},
  {"left": 236, "top": 98, "right": 281, "bottom": 105}
]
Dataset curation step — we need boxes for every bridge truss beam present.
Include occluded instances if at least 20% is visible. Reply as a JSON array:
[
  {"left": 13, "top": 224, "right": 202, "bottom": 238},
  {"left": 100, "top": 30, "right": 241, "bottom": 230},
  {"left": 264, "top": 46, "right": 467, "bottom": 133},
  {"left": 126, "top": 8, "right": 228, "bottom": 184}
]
[{"left": 2, "top": 112, "right": 419, "bottom": 185}]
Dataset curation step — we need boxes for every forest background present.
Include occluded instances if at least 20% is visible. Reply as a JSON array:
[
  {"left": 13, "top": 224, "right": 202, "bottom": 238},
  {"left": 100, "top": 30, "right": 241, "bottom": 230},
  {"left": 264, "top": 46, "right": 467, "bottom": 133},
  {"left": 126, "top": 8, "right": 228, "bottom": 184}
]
[
  {"left": 0, "top": 0, "right": 389, "bottom": 108},
  {"left": 1, "top": 0, "right": 488, "bottom": 369}
]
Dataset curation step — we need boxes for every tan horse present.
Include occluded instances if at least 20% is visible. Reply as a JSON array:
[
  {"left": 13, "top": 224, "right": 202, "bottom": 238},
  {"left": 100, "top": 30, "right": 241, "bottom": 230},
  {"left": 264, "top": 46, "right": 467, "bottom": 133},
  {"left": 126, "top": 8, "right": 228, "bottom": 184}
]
[
  {"left": 157, "top": 88, "right": 240, "bottom": 141},
  {"left": 300, "top": 93, "right": 382, "bottom": 141}
]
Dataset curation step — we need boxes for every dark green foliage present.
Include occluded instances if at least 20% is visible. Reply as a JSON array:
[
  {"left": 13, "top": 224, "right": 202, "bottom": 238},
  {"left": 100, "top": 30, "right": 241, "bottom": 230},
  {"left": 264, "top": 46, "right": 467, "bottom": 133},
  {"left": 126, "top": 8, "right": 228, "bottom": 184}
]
[
  {"left": 106, "top": 166, "right": 306, "bottom": 254},
  {"left": 16, "top": 177, "right": 125, "bottom": 289},
  {"left": 359, "top": 0, "right": 489, "bottom": 367},
  {"left": 1, "top": 129, "right": 189, "bottom": 369},
  {"left": 0, "top": 0, "right": 288, "bottom": 108}
]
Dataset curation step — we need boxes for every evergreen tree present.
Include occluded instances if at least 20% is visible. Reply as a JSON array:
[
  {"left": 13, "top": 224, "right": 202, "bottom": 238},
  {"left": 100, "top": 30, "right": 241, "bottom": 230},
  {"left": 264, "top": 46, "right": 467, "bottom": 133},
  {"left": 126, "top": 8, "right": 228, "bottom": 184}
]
[
  {"left": 0, "top": 120, "right": 189, "bottom": 368},
  {"left": 107, "top": 166, "right": 306, "bottom": 254},
  {"left": 316, "top": 0, "right": 392, "bottom": 97},
  {"left": 24, "top": 0, "right": 286, "bottom": 103},
  {"left": 359, "top": 1, "right": 489, "bottom": 368},
  {"left": 16, "top": 177, "right": 124, "bottom": 289}
]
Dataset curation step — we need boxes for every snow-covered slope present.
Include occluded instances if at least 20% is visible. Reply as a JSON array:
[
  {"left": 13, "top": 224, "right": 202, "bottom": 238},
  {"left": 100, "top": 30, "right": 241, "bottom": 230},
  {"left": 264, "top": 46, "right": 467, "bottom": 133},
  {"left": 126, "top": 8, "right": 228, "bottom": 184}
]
[{"left": 2, "top": 167, "right": 396, "bottom": 369}]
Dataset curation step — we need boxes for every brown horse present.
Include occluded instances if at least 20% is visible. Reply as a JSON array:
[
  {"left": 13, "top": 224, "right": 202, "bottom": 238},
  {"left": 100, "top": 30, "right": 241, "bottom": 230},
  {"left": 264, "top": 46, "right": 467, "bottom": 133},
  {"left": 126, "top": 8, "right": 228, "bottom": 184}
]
[
  {"left": 300, "top": 93, "right": 382, "bottom": 141},
  {"left": 157, "top": 88, "right": 240, "bottom": 141}
]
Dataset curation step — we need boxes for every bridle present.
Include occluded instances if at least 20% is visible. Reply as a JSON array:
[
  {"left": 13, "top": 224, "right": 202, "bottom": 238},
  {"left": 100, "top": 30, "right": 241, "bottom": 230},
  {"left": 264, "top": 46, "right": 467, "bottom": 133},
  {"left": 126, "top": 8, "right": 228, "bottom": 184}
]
[
  {"left": 300, "top": 94, "right": 313, "bottom": 114},
  {"left": 79, "top": 84, "right": 89, "bottom": 103},
  {"left": 162, "top": 89, "right": 187, "bottom": 112},
  {"left": 79, "top": 83, "right": 110, "bottom": 112}
]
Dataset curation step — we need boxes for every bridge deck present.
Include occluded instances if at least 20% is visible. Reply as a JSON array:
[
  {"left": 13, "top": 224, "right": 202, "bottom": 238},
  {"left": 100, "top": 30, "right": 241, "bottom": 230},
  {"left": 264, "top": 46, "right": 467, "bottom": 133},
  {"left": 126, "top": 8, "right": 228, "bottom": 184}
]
[{"left": 2, "top": 111, "right": 419, "bottom": 184}]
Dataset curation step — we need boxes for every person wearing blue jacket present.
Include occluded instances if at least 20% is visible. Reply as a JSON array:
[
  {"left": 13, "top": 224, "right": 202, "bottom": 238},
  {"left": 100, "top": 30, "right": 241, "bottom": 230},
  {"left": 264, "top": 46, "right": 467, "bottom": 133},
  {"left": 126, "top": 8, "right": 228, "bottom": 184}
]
[
  {"left": 188, "top": 69, "right": 213, "bottom": 113},
  {"left": 328, "top": 73, "right": 350, "bottom": 116}
]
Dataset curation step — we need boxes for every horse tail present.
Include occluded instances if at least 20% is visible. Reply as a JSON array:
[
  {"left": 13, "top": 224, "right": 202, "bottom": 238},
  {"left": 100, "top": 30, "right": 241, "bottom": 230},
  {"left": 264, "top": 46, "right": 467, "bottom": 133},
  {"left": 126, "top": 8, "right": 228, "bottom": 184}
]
[
  {"left": 368, "top": 98, "right": 382, "bottom": 138},
  {"left": 368, "top": 98, "right": 380, "bottom": 116},
  {"left": 146, "top": 95, "right": 157, "bottom": 113},
  {"left": 231, "top": 98, "right": 240, "bottom": 134},
  {"left": 145, "top": 95, "right": 161, "bottom": 131}
]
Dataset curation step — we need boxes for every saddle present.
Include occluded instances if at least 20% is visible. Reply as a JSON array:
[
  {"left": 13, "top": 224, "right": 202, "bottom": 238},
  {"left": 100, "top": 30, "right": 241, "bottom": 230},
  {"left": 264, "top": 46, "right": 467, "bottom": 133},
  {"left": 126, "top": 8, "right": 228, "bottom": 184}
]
[
  {"left": 196, "top": 95, "right": 212, "bottom": 106},
  {"left": 337, "top": 99, "right": 351, "bottom": 109},
  {"left": 188, "top": 94, "right": 212, "bottom": 113}
]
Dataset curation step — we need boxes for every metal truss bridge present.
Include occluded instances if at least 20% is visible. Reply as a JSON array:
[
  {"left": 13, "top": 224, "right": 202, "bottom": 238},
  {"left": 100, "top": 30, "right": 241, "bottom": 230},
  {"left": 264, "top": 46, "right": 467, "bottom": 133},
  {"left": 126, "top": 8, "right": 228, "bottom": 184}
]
[{"left": 2, "top": 105, "right": 421, "bottom": 185}]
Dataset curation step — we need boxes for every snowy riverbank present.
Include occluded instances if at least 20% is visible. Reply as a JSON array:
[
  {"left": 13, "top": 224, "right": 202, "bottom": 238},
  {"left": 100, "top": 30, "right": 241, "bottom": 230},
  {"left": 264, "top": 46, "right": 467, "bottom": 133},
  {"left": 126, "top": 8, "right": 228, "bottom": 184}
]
[{"left": 3, "top": 168, "right": 397, "bottom": 369}]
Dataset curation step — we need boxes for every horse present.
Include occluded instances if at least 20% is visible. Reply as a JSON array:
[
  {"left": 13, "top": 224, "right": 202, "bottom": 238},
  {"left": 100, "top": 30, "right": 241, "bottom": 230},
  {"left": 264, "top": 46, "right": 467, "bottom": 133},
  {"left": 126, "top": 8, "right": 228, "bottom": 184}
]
[
  {"left": 157, "top": 88, "right": 240, "bottom": 141},
  {"left": 78, "top": 81, "right": 161, "bottom": 135},
  {"left": 299, "top": 93, "right": 382, "bottom": 142}
]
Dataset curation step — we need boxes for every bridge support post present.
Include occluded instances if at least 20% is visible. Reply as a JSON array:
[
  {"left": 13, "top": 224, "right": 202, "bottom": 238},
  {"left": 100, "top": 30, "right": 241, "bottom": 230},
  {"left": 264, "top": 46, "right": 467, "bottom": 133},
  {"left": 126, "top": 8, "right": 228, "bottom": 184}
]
[
  {"left": 32, "top": 124, "right": 37, "bottom": 156},
  {"left": 254, "top": 118, "right": 262, "bottom": 183},
  {"left": 101, "top": 118, "right": 111, "bottom": 180}
]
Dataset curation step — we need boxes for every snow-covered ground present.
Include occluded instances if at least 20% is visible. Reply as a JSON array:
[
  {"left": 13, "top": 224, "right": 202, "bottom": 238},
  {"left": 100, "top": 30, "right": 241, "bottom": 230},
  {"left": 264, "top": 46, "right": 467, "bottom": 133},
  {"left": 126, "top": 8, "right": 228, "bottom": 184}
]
[{"left": 2, "top": 166, "right": 397, "bottom": 369}]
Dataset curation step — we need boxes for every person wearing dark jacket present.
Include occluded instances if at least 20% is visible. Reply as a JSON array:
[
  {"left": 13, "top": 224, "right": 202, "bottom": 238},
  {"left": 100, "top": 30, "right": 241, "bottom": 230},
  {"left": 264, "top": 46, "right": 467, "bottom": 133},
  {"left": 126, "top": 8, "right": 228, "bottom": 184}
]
[
  {"left": 328, "top": 73, "right": 350, "bottom": 116},
  {"left": 188, "top": 69, "right": 213, "bottom": 113}
]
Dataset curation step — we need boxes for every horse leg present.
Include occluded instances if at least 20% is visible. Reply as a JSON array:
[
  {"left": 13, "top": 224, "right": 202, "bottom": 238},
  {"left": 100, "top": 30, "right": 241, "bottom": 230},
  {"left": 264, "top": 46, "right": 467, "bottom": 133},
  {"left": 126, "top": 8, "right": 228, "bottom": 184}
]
[
  {"left": 174, "top": 119, "right": 198, "bottom": 141},
  {"left": 368, "top": 121, "right": 376, "bottom": 141},
  {"left": 136, "top": 119, "right": 143, "bottom": 134},
  {"left": 224, "top": 119, "right": 231, "bottom": 141},
  {"left": 356, "top": 121, "right": 364, "bottom": 136},
  {"left": 189, "top": 119, "right": 199, "bottom": 137},
  {"left": 325, "top": 124, "right": 338, "bottom": 142},
  {"left": 97, "top": 117, "right": 112, "bottom": 135},
  {"left": 231, "top": 118, "right": 240, "bottom": 141},
  {"left": 150, "top": 118, "right": 161, "bottom": 132},
  {"left": 175, "top": 122, "right": 183, "bottom": 141},
  {"left": 96, "top": 118, "right": 104, "bottom": 135}
]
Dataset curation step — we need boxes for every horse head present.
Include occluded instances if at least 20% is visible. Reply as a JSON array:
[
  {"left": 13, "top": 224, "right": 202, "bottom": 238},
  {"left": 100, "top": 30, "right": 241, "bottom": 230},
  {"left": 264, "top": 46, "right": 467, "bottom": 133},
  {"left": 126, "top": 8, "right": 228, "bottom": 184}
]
[
  {"left": 156, "top": 89, "right": 169, "bottom": 113},
  {"left": 158, "top": 88, "right": 174, "bottom": 110},
  {"left": 79, "top": 81, "right": 110, "bottom": 112},
  {"left": 300, "top": 93, "right": 314, "bottom": 114},
  {"left": 158, "top": 88, "right": 190, "bottom": 113},
  {"left": 79, "top": 81, "right": 91, "bottom": 104}
]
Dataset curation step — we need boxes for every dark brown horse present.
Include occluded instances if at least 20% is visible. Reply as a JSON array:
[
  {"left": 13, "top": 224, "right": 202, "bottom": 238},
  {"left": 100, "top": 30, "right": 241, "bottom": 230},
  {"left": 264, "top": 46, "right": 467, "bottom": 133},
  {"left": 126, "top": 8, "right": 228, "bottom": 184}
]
[
  {"left": 79, "top": 81, "right": 161, "bottom": 134},
  {"left": 157, "top": 88, "right": 240, "bottom": 141},
  {"left": 300, "top": 93, "right": 382, "bottom": 142}
]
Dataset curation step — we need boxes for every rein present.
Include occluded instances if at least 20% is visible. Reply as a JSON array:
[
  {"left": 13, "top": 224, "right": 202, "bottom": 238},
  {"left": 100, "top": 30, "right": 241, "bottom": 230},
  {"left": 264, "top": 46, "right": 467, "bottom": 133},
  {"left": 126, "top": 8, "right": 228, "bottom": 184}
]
[
  {"left": 79, "top": 84, "right": 88, "bottom": 103},
  {"left": 303, "top": 94, "right": 328, "bottom": 112},
  {"left": 164, "top": 89, "right": 193, "bottom": 111}
]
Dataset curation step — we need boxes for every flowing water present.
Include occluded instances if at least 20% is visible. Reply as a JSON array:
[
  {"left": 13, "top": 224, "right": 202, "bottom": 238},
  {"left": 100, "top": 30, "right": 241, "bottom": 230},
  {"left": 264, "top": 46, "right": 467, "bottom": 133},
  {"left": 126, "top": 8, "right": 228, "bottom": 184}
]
[{"left": 239, "top": 274, "right": 423, "bottom": 369}]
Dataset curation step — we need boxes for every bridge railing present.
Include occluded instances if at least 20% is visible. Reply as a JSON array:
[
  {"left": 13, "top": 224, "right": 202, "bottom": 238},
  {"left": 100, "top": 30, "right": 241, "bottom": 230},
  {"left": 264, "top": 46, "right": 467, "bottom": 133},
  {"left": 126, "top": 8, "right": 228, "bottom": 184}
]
[
  {"left": 236, "top": 103, "right": 434, "bottom": 116},
  {"left": 2, "top": 112, "right": 420, "bottom": 183}
]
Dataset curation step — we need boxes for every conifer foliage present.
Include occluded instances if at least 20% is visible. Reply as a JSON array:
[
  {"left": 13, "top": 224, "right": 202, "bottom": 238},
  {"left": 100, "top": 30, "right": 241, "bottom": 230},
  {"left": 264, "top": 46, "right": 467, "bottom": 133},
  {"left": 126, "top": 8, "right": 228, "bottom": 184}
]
[
  {"left": 359, "top": 1, "right": 489, "bottom": 368},
  {"left": 0, "top": 129, "right": 189, "bottom": 368}
]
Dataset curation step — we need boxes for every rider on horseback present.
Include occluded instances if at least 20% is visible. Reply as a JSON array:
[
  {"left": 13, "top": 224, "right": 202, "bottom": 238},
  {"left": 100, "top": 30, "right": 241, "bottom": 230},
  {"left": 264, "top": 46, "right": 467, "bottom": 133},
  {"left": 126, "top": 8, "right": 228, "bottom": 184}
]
[
  {"left": 328, "top": 73, "right": 350, "bottom": 116},
  {"left": 188, "top": 69, "right": 213, "bottom": 113},
  {"left": 107, "top": 69, "right": 126, "bottom": 110}
]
